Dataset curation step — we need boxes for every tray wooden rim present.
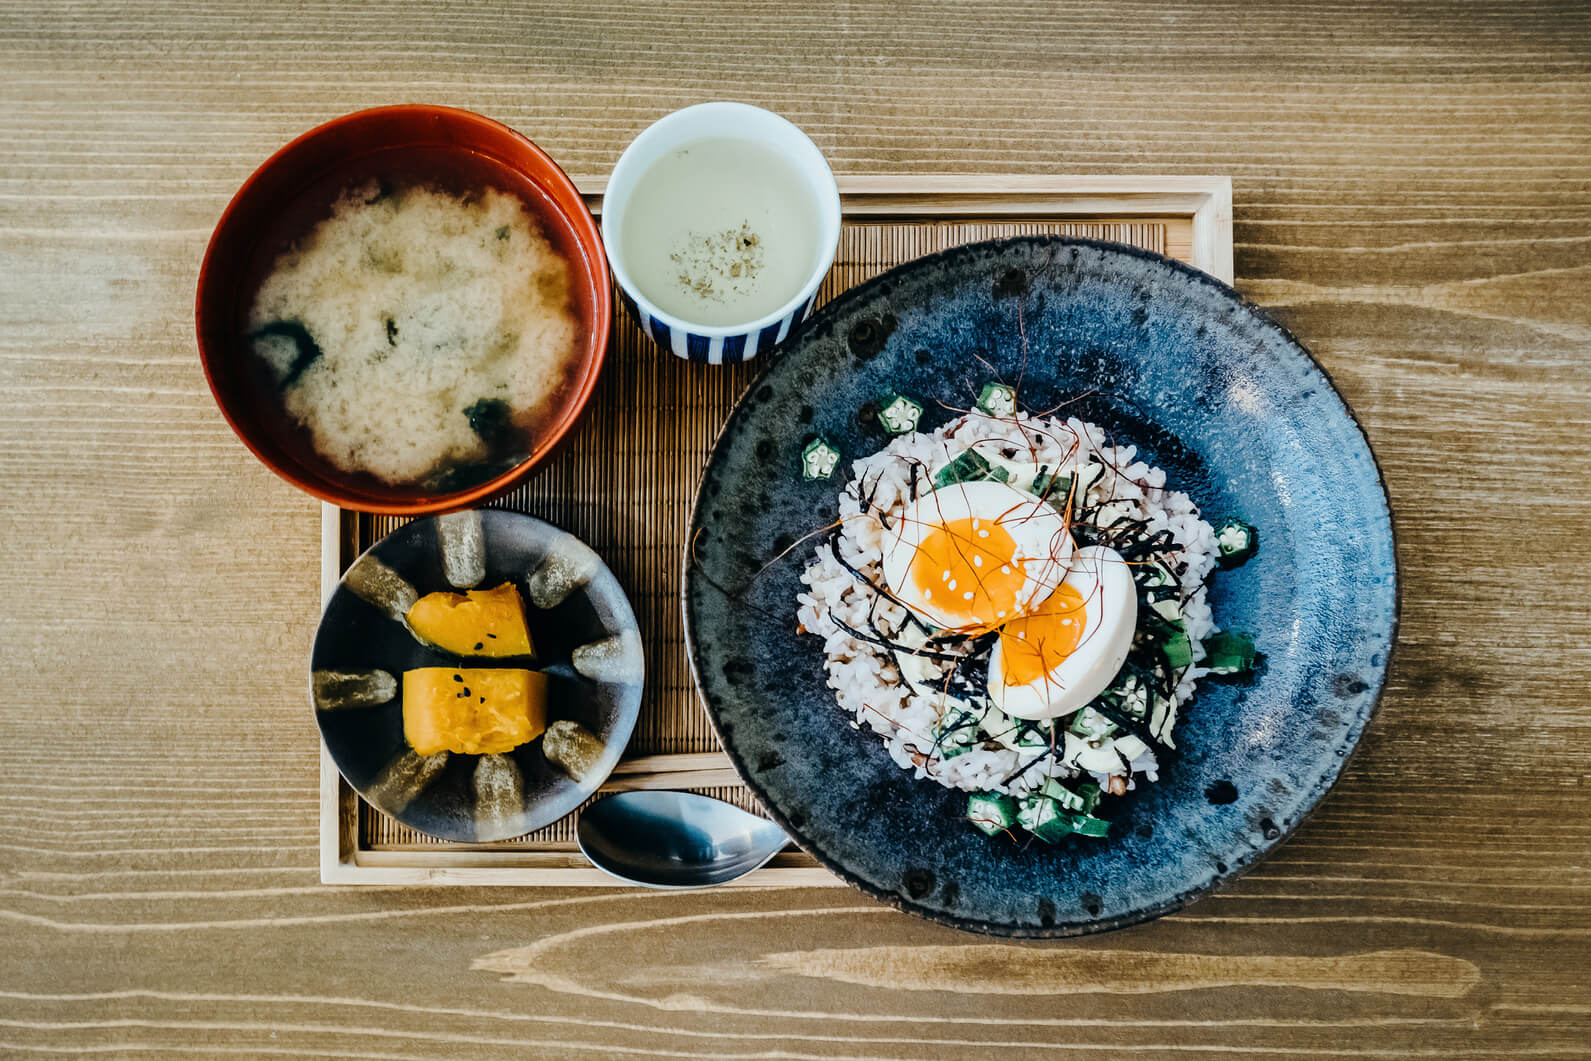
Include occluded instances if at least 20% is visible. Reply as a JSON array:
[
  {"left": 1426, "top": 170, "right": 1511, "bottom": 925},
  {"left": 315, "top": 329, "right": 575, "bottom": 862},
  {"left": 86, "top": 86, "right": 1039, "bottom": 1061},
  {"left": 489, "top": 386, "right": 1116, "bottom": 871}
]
[{"left": 318, "top": 173, "right": 1234, "bottom": 886}]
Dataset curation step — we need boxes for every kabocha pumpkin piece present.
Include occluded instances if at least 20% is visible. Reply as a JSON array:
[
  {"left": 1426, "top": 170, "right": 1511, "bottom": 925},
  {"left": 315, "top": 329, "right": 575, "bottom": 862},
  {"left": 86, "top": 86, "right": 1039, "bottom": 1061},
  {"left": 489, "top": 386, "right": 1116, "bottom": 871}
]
[
  {"left": 404, "top": 582, "right": 535, "bottom": 658},
  {"left": 402, "top": 667, "right": 548, "bottom": 756}
]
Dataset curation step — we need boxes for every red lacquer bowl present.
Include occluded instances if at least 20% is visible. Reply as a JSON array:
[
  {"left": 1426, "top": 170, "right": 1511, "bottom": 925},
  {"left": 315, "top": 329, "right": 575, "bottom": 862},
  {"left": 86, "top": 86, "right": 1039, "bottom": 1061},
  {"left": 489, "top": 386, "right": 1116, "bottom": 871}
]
[{"left": 195, "top": 105, "right": 610, "bottom": 514}]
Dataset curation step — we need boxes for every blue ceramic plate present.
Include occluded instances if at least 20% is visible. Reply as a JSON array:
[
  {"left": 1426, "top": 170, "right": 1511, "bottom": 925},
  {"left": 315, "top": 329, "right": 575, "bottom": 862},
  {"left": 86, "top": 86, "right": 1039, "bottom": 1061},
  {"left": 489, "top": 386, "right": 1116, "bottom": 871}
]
[
  {"left": 683, "top": 237, "right": 1397, "bottom": 936},
  {"left": 313, "top": 510, "right": 642, "bottom": 842}
]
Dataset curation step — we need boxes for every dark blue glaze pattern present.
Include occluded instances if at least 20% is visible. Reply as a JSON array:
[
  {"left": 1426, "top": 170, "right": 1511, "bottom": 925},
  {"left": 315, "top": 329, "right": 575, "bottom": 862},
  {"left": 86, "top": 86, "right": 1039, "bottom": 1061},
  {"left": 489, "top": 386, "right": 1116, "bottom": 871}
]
[{"left": 683, "top": 237, "right": 1397, "bottom": 937}]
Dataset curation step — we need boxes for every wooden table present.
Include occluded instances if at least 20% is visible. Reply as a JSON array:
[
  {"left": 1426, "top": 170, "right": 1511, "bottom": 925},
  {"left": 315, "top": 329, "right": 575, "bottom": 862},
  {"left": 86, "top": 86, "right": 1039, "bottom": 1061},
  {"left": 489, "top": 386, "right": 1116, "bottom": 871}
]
[{"left": 3, "top": 3, "right": 1588, "bottom": 1057}]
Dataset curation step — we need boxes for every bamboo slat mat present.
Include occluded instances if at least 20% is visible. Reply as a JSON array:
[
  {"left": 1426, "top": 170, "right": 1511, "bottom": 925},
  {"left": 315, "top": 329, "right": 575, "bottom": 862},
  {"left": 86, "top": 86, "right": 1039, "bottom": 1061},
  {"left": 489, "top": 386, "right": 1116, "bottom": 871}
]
[{"left": 318, "top": 178, "right": 1236, "bottom": 880}]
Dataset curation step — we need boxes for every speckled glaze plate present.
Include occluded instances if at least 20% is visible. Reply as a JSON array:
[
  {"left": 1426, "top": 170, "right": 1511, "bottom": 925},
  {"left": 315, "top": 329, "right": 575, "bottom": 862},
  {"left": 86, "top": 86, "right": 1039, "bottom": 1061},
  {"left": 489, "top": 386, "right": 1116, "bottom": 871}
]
[
  {"left": 683, "top": 237, "right": 1397, "bottom": 937},
  {"left": 313, "top": 510, "right": 642, "bottom": 842}
]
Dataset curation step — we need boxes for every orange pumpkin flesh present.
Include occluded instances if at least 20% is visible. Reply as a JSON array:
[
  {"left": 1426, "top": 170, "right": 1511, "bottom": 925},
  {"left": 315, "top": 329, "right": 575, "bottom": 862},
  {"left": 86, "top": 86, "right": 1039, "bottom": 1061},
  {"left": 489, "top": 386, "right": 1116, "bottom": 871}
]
[
  {"left": 404, "top": 582, "right": 535, "bottom": 657},
  {"left": 402, "top": 667, "right": 548, "bottom": 756}
]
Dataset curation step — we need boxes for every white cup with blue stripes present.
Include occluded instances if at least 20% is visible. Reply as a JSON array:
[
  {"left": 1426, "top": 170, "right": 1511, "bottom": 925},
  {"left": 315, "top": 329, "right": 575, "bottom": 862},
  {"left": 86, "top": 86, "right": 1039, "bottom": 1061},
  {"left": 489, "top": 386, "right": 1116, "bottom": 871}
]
[{"left": 601, "top": 102, "right": 841, "bottom": 365}]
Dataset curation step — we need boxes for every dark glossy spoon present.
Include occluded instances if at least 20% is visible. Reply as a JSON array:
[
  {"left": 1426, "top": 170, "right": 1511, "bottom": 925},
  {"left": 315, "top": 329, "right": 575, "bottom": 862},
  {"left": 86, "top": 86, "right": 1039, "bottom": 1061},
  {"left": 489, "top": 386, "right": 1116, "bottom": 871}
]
[{"left": 576, "top": 790, "right": 789, "bottom": 888}]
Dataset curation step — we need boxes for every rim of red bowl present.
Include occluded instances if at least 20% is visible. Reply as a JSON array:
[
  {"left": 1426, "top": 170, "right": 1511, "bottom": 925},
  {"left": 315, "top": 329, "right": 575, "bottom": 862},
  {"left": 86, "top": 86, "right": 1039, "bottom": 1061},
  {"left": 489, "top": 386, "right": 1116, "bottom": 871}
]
[{"left": 194, "top": 105, "right": 612, "bottom": 516}]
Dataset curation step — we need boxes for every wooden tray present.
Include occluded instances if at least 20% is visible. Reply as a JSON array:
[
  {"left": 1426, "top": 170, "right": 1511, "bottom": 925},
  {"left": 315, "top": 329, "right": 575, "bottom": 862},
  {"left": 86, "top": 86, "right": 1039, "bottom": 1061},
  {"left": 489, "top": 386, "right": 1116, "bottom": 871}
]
[{"left": 319, "top": 175, "right": 1234, "bottom": 885}]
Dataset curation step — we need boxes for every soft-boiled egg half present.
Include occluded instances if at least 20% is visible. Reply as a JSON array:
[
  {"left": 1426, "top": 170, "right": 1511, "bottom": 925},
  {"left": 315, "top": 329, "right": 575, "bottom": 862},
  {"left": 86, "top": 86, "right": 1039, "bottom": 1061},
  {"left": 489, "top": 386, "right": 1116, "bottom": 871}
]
[
  {"left": 988, "top": 545, "right": 1137, "bottom": 720},
  {"left": 880, "top": 480, "right": 1073, "bottom": 633}
]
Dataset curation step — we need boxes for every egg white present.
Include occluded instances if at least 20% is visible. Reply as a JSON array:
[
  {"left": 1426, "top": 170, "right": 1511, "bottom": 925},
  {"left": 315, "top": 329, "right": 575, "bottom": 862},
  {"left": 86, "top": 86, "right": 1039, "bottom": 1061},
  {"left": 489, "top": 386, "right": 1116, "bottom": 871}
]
[
  {"left": 986, "top": 545, "right": 1137, "bottom": 721},
  {"left": 879, "top": 480, "right": 1073, "bottom": 631}
]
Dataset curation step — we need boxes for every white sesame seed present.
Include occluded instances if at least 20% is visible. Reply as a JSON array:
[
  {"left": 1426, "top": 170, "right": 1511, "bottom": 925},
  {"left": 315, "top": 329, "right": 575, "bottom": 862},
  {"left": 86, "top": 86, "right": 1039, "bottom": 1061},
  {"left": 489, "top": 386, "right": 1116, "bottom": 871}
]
[
  {"left": 972, "top": 555, "right": 983, "bottom": 567},
  {"left": 972, "top": 518, "right": 980, "bottom": 530},
  {"left": 997, "top": 610, "right": 1007, "bottom": 618},
  {"left": 923, "top": 588, "right": 932, "bottom": 599},
  {"left": 978, "top": 529, "right": 990, "bottom": 538},
  {"left": 948, "top": 579, "right": 957, "bottom": 590},
  {"left": 1017, "top": 631, "right": 1026, "bottom": 640},
  {"left": 1060, "top": 618, "right": 1072, "bottom": 626},
  {"left": 941, "top": 569, "right": 950, "bottom": 582},
  {"left": 1001, "top": 564, "right": 1012, "bottom": 574},
  {"left": 963, "top": 591, "right": 974, "bottom": 601}
]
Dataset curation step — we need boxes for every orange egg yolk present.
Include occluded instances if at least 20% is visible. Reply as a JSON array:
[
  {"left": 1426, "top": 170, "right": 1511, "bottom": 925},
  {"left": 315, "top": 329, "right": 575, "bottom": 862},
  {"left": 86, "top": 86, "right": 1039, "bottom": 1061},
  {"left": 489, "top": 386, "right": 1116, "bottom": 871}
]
[
  {"left": 996, "top": 583, "right": 1089, "bottom": 687},
  {"left": 905, "top": 517, "right": 1027, "bottom": 631}
]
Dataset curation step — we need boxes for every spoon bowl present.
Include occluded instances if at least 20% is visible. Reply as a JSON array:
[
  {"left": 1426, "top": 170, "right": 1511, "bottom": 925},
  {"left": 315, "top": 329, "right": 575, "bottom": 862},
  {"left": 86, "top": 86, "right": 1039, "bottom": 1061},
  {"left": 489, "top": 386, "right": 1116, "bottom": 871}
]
[{"left": 576, "top": 790, "right": 788, "bottom": 888}]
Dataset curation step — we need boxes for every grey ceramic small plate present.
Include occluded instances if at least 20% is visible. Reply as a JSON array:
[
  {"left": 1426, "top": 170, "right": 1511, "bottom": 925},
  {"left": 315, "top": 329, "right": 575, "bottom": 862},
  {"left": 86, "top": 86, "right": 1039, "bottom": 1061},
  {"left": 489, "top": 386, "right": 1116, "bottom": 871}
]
[
  {"left": 312, "top": 509, "right": 643, "bottom": 842},
  {"left": 683, "top": 237, "right": 1397, "bottom": 937}
]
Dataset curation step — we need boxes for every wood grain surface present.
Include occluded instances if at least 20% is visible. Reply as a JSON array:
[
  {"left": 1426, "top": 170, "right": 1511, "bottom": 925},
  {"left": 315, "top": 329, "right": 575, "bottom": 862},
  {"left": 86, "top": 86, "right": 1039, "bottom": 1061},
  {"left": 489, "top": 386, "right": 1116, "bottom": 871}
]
[{"left": 1, "top": 1, "right": 1588, "bottom": 1057}]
